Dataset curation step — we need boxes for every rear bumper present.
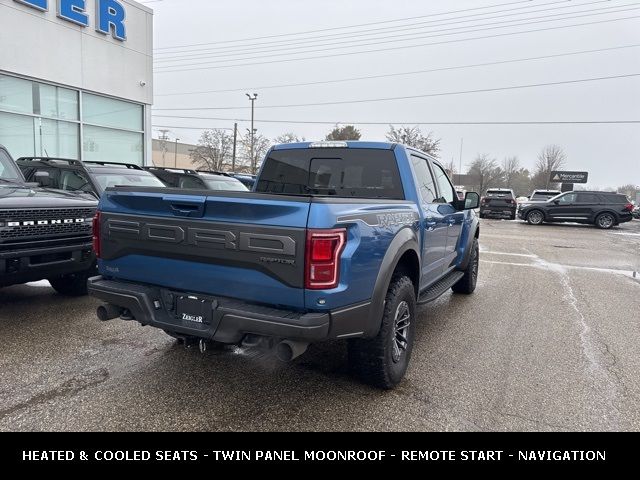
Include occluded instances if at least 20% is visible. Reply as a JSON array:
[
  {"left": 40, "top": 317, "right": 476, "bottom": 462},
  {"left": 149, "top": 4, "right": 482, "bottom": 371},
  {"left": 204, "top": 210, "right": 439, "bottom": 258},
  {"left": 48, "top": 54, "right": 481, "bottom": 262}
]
[
  {"left": 0, "top": 241, "right": 95, "bottom": 287},
  {"left": 88, "top": 276, "right": 372, "bottom": 343},
  {"left": 480, "top": 206, "right": 516, "bottom": 217}
]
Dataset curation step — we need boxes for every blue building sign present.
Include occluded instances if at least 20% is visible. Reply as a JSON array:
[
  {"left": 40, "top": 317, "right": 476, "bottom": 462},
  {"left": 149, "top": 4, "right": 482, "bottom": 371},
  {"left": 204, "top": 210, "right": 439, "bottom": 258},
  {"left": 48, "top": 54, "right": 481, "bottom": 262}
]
[{"left": 14, "top": 0, "right": 127, "bottom": 41}]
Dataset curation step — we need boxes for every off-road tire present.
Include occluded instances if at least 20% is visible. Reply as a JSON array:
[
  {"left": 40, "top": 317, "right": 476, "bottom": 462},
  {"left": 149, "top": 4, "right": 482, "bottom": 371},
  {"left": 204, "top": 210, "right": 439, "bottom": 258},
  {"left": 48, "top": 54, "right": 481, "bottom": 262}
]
[
  {"left": 348, "top": 275, "right": 416, "bottom": 389},
  {"left": 48, "top": 268, "right": 94, "bottom": 296},
  {"left": 451, "top": 238, "right": 479, "bottom": 294}
]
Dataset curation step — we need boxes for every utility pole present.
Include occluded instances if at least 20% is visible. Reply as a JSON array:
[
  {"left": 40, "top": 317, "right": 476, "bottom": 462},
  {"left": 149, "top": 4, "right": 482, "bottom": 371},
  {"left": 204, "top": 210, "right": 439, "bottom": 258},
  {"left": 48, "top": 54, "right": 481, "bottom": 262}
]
[
  {"left": 458, "top": 138, "right": 464, "bottom": 185},
  {"left": 246, "top": 93, "right": 258, "bottom": 173},
  {"left": 174, "top": 138, "right": 180, "bottom": 168},
  {"left": 232, "top": 122, "right": 237, "bottom": 172},
  {"left": 158, "top": 129, "right": 170, "bottom": 166}
]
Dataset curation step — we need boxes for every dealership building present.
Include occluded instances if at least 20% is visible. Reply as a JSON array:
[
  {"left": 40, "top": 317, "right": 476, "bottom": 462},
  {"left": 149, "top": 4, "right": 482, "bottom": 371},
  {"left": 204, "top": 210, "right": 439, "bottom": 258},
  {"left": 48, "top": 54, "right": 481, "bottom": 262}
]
[{"left": 0, "top": 0, "right": 153, "bottom": 165}]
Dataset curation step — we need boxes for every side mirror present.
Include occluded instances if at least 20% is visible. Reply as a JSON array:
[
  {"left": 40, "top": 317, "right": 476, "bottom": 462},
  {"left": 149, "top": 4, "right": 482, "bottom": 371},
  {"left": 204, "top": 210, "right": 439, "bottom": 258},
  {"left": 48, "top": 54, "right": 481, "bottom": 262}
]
[
  {"left": 553, "top": 200, "right": 560, "bottom": 205},
  {"left": 34, "top": 170, "right": 51, "bottom": 187},
  {"left": 455, "top": 191, "right": 479, "bottom": 210}
]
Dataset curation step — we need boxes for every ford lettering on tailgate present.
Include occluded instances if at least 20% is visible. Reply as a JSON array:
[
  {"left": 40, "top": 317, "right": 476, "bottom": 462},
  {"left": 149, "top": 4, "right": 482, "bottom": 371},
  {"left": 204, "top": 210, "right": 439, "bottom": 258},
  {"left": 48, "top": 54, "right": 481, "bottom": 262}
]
[{"left": 100, "top": 213, "right": 305, "bottom": 288}]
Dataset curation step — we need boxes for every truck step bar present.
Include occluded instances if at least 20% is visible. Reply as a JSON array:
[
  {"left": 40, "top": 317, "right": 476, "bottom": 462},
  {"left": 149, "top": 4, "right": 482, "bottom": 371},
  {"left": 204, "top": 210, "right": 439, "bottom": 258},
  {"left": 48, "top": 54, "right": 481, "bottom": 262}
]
[{"left": 417, "top": 270, "right": 464, "bottom": 304}]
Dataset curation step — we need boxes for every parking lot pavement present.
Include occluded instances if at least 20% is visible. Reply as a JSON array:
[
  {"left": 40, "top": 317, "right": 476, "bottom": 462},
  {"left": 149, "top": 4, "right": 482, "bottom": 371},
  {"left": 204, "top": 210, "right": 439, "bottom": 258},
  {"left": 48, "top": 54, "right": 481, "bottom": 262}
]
[{"left": 1, "top": 219, "right": 639, "bottom": 432}]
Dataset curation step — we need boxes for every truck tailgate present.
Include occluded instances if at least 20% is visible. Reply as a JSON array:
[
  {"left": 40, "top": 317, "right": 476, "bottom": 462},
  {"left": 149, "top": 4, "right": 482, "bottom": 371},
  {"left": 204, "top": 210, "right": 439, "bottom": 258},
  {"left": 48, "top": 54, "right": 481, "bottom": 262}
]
[{"left": 97, "top": 188, "right": 310, "bottom": 309}]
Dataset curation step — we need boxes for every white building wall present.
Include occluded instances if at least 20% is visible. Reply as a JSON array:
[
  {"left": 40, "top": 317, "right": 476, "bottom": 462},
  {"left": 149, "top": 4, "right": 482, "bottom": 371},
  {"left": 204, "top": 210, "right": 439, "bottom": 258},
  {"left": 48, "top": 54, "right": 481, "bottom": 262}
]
[{"left": 0, "top": 0, "right": 153, "bottom": 104}]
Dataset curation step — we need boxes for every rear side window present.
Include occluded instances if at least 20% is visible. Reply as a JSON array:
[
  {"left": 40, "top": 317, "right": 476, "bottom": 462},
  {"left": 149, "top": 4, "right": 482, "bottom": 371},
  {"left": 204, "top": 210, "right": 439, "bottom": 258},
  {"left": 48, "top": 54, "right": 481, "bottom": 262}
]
[
  {"left": 256, "top": 148, "right": 404, "bottom": 199},
  {"left": 577, "top": 193, "right": 600, "bottom": 203},
  {"left": 603, "top": 194, "right": 629, "bottom": 204}
]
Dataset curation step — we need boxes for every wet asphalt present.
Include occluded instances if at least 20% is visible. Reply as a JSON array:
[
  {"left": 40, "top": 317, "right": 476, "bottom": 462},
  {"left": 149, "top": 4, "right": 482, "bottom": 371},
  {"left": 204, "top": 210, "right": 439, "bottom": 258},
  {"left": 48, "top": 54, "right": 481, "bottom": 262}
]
[{"left": 1, "top": 218, "right": 639, "bottom": 431}]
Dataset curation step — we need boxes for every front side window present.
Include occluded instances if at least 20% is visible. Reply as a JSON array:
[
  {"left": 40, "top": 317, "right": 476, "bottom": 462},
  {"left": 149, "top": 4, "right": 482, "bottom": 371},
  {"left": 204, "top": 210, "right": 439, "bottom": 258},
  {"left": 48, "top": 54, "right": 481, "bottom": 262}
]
[
  {"left": 0, "top": 149, "right": 21, "bottom": 180},
  {"left": 410, "top": 155, "right": 437, "bottom": 203},
  {"left": 556, "top": 193, "right": 577, "bottom": 204},
  {"left": 432, "top": 163, "right": 455, "bottom": 203}
]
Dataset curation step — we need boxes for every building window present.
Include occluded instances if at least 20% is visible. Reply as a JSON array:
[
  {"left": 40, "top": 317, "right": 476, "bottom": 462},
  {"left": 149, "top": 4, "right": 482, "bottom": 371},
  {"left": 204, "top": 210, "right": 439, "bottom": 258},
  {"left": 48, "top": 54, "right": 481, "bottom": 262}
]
[
  {"left": 0, "top": 75, "right": 33, "bottom": 114},
  {"left": 0, "top": 73, "right": 144, "bottom": 164},
  {"left": 0, "top": 111, "right": 35, "bottom": 156},
  {"left": 83, "top": 125, "right": 142, "bottom": 164},
  {"left": 38, "top": 84, "right": 79, "bottom": 121},
  {"left": 82, "top": 93, "right": 142, "bottom": 131},
  {"left": 38, "top": 118, "right": 79, "bottom": 158}
]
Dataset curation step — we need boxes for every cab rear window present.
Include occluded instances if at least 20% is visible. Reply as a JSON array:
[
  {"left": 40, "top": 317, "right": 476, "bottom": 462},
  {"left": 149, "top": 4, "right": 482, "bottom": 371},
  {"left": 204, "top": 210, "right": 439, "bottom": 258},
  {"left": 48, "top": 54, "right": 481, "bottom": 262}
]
[{"left": 256, "top": 148, "right": 404, "bottom": 199}]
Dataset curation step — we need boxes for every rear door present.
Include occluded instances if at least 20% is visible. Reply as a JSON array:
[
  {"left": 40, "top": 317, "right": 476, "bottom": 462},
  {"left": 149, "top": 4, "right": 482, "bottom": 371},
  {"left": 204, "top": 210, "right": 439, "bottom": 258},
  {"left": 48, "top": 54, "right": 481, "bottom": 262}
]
[
  {"left": 409, "top": 154, "right": 448, "bottom": 285},
  {"left": 431, "top": 162, "right": 464, "bottom": 269},
  {"left": 575, "top": 193, "right": 601, "bottom": 221},
  {"left": 98, "top": 189, "right": 311, "bottom": 309}
]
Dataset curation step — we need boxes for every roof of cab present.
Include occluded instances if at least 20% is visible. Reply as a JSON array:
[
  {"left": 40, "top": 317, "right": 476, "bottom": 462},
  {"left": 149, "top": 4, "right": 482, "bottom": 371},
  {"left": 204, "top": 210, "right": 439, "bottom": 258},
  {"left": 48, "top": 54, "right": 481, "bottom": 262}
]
[{"left": 272, "top": 141, "right": 396, "bottom": 150}]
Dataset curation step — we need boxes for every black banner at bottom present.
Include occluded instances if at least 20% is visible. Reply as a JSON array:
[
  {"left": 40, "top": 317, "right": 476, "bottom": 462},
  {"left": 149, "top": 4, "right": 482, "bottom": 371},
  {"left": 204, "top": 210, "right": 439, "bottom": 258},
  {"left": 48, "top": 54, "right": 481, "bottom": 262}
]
[{"left": 1, "top": 432, "right": 635, "bottom": 471}]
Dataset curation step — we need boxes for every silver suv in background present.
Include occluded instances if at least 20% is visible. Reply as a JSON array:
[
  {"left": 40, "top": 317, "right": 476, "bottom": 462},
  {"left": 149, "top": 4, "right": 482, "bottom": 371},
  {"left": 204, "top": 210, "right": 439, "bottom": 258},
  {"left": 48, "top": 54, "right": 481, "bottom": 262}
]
[{"left": 529, "top": 189, "right": 562, "bottom": 202}]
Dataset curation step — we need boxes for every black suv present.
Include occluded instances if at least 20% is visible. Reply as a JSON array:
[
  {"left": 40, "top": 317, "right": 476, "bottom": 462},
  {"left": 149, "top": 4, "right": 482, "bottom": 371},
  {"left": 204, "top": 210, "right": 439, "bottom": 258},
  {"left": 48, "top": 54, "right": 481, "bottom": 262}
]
[
  {"left": 519, "top": 191, "right": 634, "bottom": 229},
  {"left": 18, "top": 158, "right": 166, "bottom": 197},
  {"left": 1, "top": 146, "right": 98, "bottom": 294},
  {"left": 480, "top": 188, "right": 517, "bottom": 219},
  {"left": 144, "top": 167, "right": 249, "bottom": 191}
]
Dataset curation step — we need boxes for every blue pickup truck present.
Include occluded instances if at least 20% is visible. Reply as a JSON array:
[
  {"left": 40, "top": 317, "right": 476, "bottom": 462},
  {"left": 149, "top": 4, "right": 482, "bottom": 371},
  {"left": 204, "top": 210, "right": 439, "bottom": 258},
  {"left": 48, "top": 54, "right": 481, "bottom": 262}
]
[{"left": 88, "top": 141, "right": 480, "bottom": 388}]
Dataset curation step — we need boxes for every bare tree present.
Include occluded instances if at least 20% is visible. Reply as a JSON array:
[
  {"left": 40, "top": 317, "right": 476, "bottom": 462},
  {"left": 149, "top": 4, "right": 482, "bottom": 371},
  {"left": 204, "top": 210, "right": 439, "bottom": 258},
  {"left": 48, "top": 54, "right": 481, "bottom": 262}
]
[
  {"left": 501, "top": 156, "right": 520, "bottom": 188},
  {"left": 190, "top": 129, "right": 233, "bottom": 171},
  {"left": 386, "top": 125, "right": 440, "bottom": 157},
  {"left": 443, "top": 158, "right": 457, "bottom": 176},
  {"left": 617, "top": 184, "right": 639, "bottom": 199},
  {"left": 239, "top": 132, "right": 271, "bottom": 174},
  {"left": 467, "top": 154, "right": 503, "bottom": 195},
  {"left": 534, "top": 145, "right": 566, "bottom": 189},
  {"left": 325, "top": 124, "right": 361, "bottom": 140},
  {"left": 274, "top": 132, "right": 305, "bottom": 144}
]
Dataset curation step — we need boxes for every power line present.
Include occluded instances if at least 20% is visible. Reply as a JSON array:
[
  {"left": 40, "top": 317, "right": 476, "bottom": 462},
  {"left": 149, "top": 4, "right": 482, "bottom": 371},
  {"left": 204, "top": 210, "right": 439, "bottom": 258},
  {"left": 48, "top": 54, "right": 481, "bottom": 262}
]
[
  {"left": 152, "top": 73, "right": 640, "bottom": 111},
  {"left": 153, "top": 0, "right": 537, "bottom": 51},
  {"left": 155, "top": 6, "right": 640, "bottom": 69},
  {"left": 154, "top": 14, "right": 640, "bottom": 73},
  {"left": 154, "top": 43, "right": 640, "bottom": 97},
  {"left": 154, "top": 0, "right": 619, "bottom": 62},
  {"left": 153, "top": 120, "right": 640, "bottom": 127},
  {"left": 154, "top": 0, "right": 575, "bottom": 59}
]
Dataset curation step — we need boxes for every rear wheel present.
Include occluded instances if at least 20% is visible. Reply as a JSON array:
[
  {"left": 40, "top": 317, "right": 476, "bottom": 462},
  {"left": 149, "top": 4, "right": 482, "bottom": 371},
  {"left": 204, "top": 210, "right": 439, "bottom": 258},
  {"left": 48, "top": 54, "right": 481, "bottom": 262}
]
[
  {"left": 452, "top": 238, "right": 479, "bottom": 294},
  {"left": 48, "top": 268, "right": 94, "bottom": 296},
  {"left": 526, "top": 210, "right": 544, "bottom": 225},
  {"left": 595, "top": 212, "right": 615, "bottom": 229},
  {"left": 348, "top": 275, "right": 416, "bottom": 389}
]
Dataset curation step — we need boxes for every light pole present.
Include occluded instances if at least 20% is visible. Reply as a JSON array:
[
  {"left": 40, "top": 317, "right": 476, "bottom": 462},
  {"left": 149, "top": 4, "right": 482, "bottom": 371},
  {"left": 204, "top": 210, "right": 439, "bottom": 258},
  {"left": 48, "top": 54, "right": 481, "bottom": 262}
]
[
  {"left": 174, "top": 138, "right": 180, "bottom": 168},
  {"left": 246, "top": 93, "right": 258, "bottom": 173}
]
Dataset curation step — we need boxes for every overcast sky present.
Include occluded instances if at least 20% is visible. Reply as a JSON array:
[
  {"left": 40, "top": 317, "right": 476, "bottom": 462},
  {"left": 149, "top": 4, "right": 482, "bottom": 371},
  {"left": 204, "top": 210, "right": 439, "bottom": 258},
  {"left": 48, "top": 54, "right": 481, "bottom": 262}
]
[{"left": 146, "top": 0, "right": 640, "bottom": 188}]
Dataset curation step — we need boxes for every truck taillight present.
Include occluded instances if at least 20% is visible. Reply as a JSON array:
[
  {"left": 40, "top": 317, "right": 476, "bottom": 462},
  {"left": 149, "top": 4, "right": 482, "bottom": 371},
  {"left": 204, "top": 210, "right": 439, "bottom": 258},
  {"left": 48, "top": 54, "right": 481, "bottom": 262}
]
[
  {"left": 624, "top": 203, "right": 634, "bottom": 212},
  {"left": 305, "top": 228, "right": 346, "bottom": 290},
  {"left": 92, "top": 211, "right": 101, "bottom": 258}
]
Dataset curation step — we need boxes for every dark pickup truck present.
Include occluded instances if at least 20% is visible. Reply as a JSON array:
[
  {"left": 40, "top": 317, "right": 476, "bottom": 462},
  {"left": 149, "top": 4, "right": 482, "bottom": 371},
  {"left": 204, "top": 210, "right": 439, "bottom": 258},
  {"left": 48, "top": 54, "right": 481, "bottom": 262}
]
[
  {"left": 89, "top": 141, "right": 481, "bottom": 388},
  {"left": 0, "top": 146, "right": 98, "bottom": 295}
]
